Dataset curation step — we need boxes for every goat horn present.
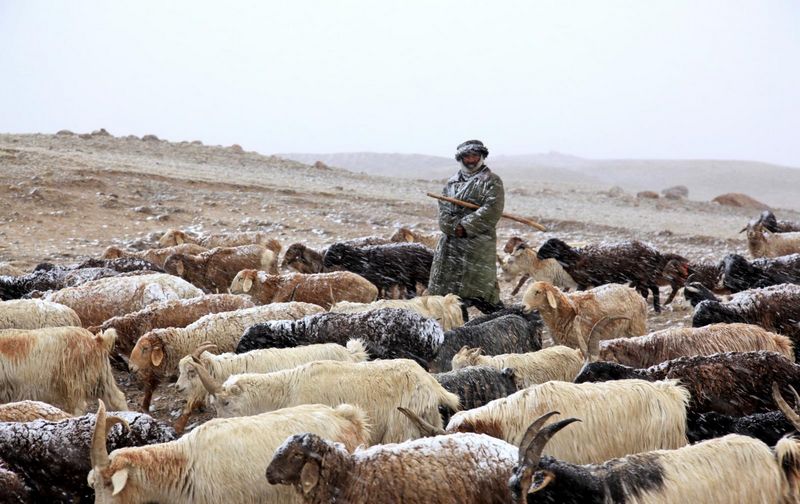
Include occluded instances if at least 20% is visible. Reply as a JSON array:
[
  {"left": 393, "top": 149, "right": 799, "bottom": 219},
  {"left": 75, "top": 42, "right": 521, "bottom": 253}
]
[
  {"left": 773, "top": 382, "right": 800, "bottom": 431},
  {"left": 90, "top": 400, "right": 111, "bottom": 469},
  {"left": 397, "top": 407, "right": 446, "bottom": 437},
  {"left": 528, "top": 471, "right": 556, "bottom": 494},
  {"left": 523, "top": 418, "right": 581, "bottom": 467},
  {"left": 791, "top": 385, "right": 800, "bottom": 409},
  {"left": 191, "top": 361, "right": 222, "bottom": 395},
  {"left": 191, "top": 342, "right": 218, "bottom": 362},
  {"left": 518, "top": 411, "right": 560, "bottom": 464}
]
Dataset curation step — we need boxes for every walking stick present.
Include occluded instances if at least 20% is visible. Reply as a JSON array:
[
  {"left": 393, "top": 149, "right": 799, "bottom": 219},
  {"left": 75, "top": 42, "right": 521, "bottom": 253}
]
[{"left": 426, "top": 192, "right": 547, "bottom": 232}]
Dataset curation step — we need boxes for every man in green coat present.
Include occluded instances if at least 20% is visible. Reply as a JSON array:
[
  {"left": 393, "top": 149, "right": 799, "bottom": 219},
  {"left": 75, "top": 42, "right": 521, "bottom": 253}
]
[{"left": 428, "top": 139, "right": 505, "bottom": 319}]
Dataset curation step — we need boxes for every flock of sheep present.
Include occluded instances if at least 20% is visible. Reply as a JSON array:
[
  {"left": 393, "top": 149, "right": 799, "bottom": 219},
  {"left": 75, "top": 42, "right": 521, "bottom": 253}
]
[{"left": 1, "top": 208, "right": 800, "bottom": 503}]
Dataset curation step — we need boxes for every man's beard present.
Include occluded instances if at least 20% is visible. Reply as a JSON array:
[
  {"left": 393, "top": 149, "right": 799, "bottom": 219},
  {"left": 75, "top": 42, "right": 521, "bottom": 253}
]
[{"left": 460, "top": 156, "right": 485, "bottom": 175}]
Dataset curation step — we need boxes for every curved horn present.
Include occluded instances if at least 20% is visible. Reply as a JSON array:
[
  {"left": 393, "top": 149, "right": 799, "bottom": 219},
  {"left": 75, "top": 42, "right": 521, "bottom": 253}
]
[
  {"left": 772, "top": 382, "right": 800, "bottom": 431},
  {"left": 397, "top": 407, "right": 446, "bottom": 436},
  {"left": 90, "top": 400, "right": 128, "bottom": 469},
  {"left": 191, "top": 361, "right": 222, "bottom": 395},
  {"left": 528, "top": 470, "right": 556, "bottom": 494},
  {"left": 523, "top": 418, "right": 581, "bottom": 466},
  {"left": 191, "top": 341, "right": 219, "bottom": 363},
  {"left": 518, "top": 411, "right": 560, "bottom": 463}
]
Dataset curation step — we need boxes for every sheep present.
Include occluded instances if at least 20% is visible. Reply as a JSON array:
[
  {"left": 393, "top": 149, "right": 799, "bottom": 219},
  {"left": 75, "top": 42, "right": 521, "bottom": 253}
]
[
  {"left": 499, "top": 244, "right": 578, "bottom": 296},
  {"left": 721, "top": 252, "right": 800, "bottom": 292},
  {"left": 267, "top": 426, "right": 528, "bottom": 504},
  {"left": 0, "top": 401, "right": 176, "bottom": 503},
  {"left": 503, "top": 235, "right": 528, "bottom": 254},
  {"left": 191, "top": 358, "right": 459, "bottom": 445},
  {"left": 101, "top": 243, "right": 208, "bottom": 268},
  {"left": 282, "top": 237, "right": 392, "bottom": 274},
  {"left": 322, "top": 242, "right": 433, "bottom": 298},
  {"left": 173, "top": 339, "right": 369, "bottom": 432},
  {"left": 461, "top": 303, "right": 530, "bottom": 326},
  {"left": 0, "top": 327, "right": 127, "bottom": 414},
  {"left": 431, "top": 311, "right": 544, "bottom": 372},
  {"left": 522, "top": 281, "right": 647, "bottom": 349},
  {"left": 90, "top": 293, "right": 255, "bottom": 363},
  {"left": 163, "top": 244, "right": 279, "bottom": 292},
  {"left": 507, "top": 416, "right": 796, "bottom": 504},
  {"left": 89, "top": 400, "right": 369, "bottom": 504},
  {"left": 745, "top": 221, "right": 800, "bottom": 258},
  {"left": 235, "top": 308, "right": 444, "bottom": 369},
  {"left": 158, "top": 228, "right": 282, "bottom": 253},
  {"left": 389, "top": 226, "right": 440, "bottom": 249},
  {"left": 433, "top": 366, "right": 518, "bottom": 424},
  {"left": 229, "top": 269, "right": 378, "bottom": 310},
  {"left": 685, "top": 383, "right": 800, "bottom": 445},
  {"left": 683, "top": 280, "right": 721, "bottom": 306},
  {"left": 0, "top": 401, "right": 71, "bottom": 422},
  {"left": 536, "top": 238, "right": 688, "bottom": 312},
  {"left": 446, "top": 379, "right": 689, "bottom": 464},
  {"left": 0, "top": 266, "right": 131, "bottom": 301},
  {"left": 43, "top": 273, "right": 204, "bottom": 328},
  {"left": 0, "top": 459, "right": 29, "bottom": 504},
  {"left": 587, "top": 322, "right": 795, "bottom": 368},
  {"left": 686, "top": 259, "right": 724, "bottom": 291},
  {"left": 0, "top": 299, "right": 81, "bottom": 329},
  {"left": 129, "top": 302, "right": 324, "bottom": 410},
  {"left": 575, "top": 350, "right": 800, "bottom": 416},
  {"left": 692, "top": 283, "right": 800, "bottom": 359},
  {"left": 758, "top": 209, "right": 800, "bottom": 233},
  {"left": 330, "top": 293, "right": 464, "bottom": 331},
  {"left": 452, "top": 346, "right": 585, "bottom": 389}
]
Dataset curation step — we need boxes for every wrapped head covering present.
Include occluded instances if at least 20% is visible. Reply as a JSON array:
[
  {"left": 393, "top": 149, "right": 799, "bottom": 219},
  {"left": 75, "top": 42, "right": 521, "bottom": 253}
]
[{"left": 455, "top": 139, "right": 489, "bottom": 162}]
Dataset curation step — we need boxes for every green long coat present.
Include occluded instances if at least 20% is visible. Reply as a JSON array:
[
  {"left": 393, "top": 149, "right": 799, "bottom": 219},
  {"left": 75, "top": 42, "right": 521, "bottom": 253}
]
[{"left": 428, "top": 166, "right": 504, "bottom": 304}]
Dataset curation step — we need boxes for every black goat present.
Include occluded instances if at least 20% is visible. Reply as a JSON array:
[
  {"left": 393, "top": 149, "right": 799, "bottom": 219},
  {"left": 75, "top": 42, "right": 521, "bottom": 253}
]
[
  {"left": 430, "top": 312, "right": 544, "bottom": 372},
  {"left": 721, "top": 253, "right": 800, "bottom": 292},
  {"left": 0, "top": 408, "right": 176, "bottom": 503},
  {"left": 433, "top": 365, "right": 518, "bottom": 424},
  {"left": 692, "top": 283, "right": 800, "bottom": 359},
  {"left": 575, "top": 351, "right": 800, "bottom": 416},
  {"left": 235, "top": 308, "right": 444, "bottom": 369},
  {"left": 536, "top": 238, "right": 687, "bottom": 312},
  {"left": 755, "top": 210, "right": 800, "bottom": 233},
  {"left": 683, "top": 281, "right": 720, "bottom": 307},
  {"left": 323, "top": 242, "right": 433, "bottom": 298}
]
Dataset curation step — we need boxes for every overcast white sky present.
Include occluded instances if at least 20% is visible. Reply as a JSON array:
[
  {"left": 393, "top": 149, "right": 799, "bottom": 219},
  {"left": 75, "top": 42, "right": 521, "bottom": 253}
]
[{"left": 1, "top": 1, "right": 799, "bottom": 166}]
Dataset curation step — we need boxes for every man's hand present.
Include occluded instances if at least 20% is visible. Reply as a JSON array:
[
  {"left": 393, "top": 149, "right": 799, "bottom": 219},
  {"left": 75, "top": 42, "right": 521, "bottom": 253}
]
[{"left": 455, "top": 224, "right": 467, "bottom": 238}]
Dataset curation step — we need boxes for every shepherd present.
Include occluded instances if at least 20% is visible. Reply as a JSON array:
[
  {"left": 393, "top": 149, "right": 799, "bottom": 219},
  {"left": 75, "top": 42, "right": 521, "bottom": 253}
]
[{"left": 428, "top": 139, "right": 505, "bottom": 320}]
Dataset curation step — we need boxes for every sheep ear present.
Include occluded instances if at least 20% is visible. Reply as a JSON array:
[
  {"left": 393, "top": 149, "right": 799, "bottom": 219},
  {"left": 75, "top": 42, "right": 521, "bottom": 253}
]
[
  {"left": 546, "top": 290, "right": 557, "bottom": 309},
  {"left": 242, "top": 276, "right": 253, "bottom": 293},
  {"left": 111, "top": 468, "right": 129, "bottom": 496},
  {"left": 175, "top": 233, "right": 185, "bottom": 245},
  {"left": 150, "top": 347, "right": 164, "bottom": 367},
  {"left": 300, "top": 461, "right": 320, "bottom": 495}
]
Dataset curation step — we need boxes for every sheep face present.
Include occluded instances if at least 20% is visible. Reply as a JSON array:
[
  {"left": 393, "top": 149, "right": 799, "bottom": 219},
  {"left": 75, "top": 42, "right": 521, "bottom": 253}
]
[
  {"left": 522, "top": 282, "right": 560, "bottom": 314},
  {"left": 229, "top": 270, "right": 258, "bottom": 295},
  {"left": 206, "top": 378, "right": 262, "bottom": 417},
  {"left": 573, "top": 362, "right": 639, "bottom": 383},
  {"left": 451, "top": 347, "right": 481, "bottom": 369},
  {"left": 102, "top": 246, "right": 124, "bottom": 259},
  {"left": 265, "top": 433, "right": 317, "bottom": 488},
  {"left": 128, "top": 333, "right": 166, "bottom": 377},
  {"left": 162, "top": 254, "right": 189, "bottom": 278},
  {"left": 282, "top": 244, "right": 322, "bottom": 274},
  {"left": 500, "top": 249, "right": 526, "bottom": 282},
  {"left": 692, "top": 301, "right": 743, "bottom": 328},
  {"left": 175, "top": 356, "right": 206, "bottom": 407}
]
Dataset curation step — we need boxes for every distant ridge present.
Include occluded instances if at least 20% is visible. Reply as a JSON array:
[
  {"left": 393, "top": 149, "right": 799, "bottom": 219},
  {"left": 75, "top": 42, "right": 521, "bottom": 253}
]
[{"left": 277, "top": 151, "right": 800, "bottom": 210}]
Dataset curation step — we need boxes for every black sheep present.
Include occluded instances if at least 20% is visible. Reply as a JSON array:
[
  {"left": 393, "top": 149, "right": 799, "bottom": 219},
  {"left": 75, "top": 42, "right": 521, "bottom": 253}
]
[
  {"left": 757, "top": 210, "right": 800, "bottom": 233},
  {"left": 430, "top": 313, "right": 544, "bottom": 372},
  {"left": 0, "top": 409, "right": 176, "bottom": 503},
  {"left": 686, "top": 410, "right": 793, "bottom": 446},
  {"left": 536, "top": 238, "right": 686, "bottom": 312},
  {"left": 236, "top": 308, "right": 444, "bottom": 369},
  {"left": 692, "top": 283, "right": 800, "bottom": 359},
  {"left": 721, "top": 253, "right": 800, "bottom": 292},
  {"left": 682, "top": 281, "right": 720, "bottom": 307},
  {"left": 575, "top": 351, "right": 800, "bottom": 416},
  {"left": 323, "top": 242, "right": 433, "bottom": 298},
  {"left": 433, "top": 365, "right": 518, "bottom": 424}
]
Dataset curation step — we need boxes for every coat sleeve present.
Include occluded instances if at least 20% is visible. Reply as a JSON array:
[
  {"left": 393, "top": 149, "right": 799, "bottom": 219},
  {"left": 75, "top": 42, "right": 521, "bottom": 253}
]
[
  {"left": 459, "top": 177, "right": 504, "bottom": 237},
  {"left": 437, "top": 189, "right": 461, "bottom": 236}
]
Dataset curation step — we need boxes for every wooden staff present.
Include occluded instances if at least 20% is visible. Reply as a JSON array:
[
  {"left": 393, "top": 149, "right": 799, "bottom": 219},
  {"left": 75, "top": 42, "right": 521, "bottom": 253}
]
[{"left": 426, "top": 192, "right": 547, "bottom": 232}]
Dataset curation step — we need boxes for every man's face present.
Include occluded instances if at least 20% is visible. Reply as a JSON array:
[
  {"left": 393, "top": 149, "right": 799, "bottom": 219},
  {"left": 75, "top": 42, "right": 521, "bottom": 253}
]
[{"left": 462, "top": 153, "right": 481, "bottom": 168}]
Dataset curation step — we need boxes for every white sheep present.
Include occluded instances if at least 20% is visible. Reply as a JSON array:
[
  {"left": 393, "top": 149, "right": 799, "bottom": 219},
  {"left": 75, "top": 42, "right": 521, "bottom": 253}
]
[
  {"left": 329, "top": 293, "right": 464, "bottom": 330},
  {"left": 522, "top": 281, "right": 647, "bottom": 349},
  {"left": 499, "top": 245, "right": 578, "bottom": 295},
  {"left": 88, "top": 400, "right": 370, "bottom": 504},
  {"left": 192, "top": 358, "right": 460, "bottom": 445},
  {"left": 43, "top": 273, "right": 203, "bottom": 328},
  {"left": 0, "top": 327, "right": 127, "bottom": 414},
  {"left": 173, "top": 338, "right": 369, "bottom": 432},
  {"left": 746, "top": 221, "right": 800, "bottom": 258},
  {"left": 451, "top": 345, "right": 584, "bottom": 388},
  {"left": 447, "top": 379, "right": 689, "bottom": 464},
  {"left": 0, "top": 299, "right": 81, "bottom": 329},
  {"left": 128, "top": 302, "right": 324, "bottom": 411}
]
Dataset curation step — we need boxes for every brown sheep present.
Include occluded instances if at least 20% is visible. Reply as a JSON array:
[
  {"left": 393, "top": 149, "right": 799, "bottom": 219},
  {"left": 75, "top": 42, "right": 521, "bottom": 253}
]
[
  {"left": 101, "top": 243, "right": 208, "bottom": 268},
  {"left": 230, "top": 270, "right": 378, "bottom": 310},
  {"left": 163, "top": 244, "right": 278, "bottom": 292},
  {"left": 158, "top": 229, "right": 282, "bottom": 253}
]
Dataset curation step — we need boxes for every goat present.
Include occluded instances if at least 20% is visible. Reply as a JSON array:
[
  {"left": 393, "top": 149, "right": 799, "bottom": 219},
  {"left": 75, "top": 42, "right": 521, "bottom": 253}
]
[
  {"left": 452, "top": 346, "right": 584, "bottom": 389},
  {"left": 500, "top": 244, "right": 578, "bottom": 296},
  {"left": 330, "top": 293, "right": 464, "bottom": 331},
  {"left": 745, "top": 221, "right": 800, "bottom": 258},
  {"left": 721, "top": 253, "right": 800, "bottom": 292}
]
